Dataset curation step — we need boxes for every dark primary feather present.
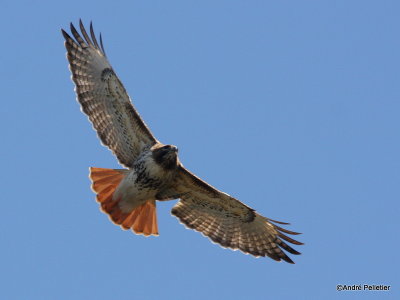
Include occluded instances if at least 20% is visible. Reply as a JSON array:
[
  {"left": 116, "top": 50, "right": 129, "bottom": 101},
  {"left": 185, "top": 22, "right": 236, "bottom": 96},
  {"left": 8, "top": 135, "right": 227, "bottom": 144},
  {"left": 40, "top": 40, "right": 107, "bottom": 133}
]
[
  {"left": 171, "top": 165, "right": 303, "bottom": 263},
  {"left": 62, "top": 20, "right": 158, "bottom": 168}
]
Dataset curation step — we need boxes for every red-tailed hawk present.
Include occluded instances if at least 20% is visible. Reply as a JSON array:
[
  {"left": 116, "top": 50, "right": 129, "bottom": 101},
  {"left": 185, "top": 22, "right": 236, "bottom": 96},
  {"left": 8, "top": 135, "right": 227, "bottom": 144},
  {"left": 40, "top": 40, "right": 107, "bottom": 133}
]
[{"left": 62, "top": 20, "right": 303, "bottom": 263}]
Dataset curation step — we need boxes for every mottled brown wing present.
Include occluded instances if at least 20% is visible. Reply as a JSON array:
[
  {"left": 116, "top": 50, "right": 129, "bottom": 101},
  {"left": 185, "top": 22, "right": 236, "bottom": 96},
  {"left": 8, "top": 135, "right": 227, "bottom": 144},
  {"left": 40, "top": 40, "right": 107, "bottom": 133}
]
[
  {"left": 62, "top": 21, "right": 158, "bottom": 167},
  {"left": 171, "top": 165, "right": 303, "bottom": 263}
]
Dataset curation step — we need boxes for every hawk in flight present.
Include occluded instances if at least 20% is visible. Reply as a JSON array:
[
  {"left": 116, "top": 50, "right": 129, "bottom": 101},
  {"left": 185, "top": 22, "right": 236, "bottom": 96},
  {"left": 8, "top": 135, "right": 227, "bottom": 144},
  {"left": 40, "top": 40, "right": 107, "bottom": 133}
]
[{"left": 62, "top": 21, "right": 303, "bottom": 263}]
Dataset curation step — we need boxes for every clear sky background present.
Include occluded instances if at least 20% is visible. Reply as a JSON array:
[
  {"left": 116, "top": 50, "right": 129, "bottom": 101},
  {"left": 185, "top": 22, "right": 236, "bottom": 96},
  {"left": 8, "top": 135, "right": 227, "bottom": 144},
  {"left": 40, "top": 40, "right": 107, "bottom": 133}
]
[{"left": 1, "top": 1, "right": 399, "bottom": 299}]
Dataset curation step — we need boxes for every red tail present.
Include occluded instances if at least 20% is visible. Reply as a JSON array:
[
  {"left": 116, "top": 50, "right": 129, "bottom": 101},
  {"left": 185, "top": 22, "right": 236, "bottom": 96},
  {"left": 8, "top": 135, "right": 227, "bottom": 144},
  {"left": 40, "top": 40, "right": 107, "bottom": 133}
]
[{"left": 89, "top": 167, "right": 159, "bottom": 236}]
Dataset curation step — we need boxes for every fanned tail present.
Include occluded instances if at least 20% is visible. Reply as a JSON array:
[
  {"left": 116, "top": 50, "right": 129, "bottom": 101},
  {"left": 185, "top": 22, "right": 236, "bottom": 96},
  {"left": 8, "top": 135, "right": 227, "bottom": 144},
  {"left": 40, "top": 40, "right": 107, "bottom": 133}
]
[{"left": 89, "top": 167, "right": 159, "bottom": 236}]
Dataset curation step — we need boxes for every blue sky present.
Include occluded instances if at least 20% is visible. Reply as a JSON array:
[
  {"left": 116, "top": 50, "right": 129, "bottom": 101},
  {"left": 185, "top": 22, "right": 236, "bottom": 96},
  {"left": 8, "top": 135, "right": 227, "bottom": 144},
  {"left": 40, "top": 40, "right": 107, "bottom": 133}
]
[{"left": 1, "top": 1, "right": 399, "bottom": 299}]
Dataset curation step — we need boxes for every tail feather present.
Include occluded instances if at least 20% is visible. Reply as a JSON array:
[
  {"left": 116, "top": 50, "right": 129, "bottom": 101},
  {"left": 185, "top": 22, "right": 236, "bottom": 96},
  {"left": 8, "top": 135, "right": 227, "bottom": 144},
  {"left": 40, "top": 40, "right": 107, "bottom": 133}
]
[
  {"left": 133, "top": 201, "right": 155, "bottom": 234},
  {"left": 89, "top": 167, "right": 159, "bottom": 236}
]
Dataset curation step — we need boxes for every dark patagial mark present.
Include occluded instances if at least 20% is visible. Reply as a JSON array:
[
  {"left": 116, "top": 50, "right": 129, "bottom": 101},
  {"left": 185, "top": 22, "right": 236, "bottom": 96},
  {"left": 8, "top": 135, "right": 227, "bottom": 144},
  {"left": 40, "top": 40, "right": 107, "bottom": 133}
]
[{"left": 124, "top": 103, "right": 157, "bottom": 143}]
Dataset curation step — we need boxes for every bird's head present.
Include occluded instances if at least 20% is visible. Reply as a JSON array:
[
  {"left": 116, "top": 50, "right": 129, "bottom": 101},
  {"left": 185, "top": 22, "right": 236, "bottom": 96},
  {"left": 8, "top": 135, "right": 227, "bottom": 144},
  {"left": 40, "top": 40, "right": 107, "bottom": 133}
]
[{"left": 152, "top": 144, "right": 179, "bottom": 170}]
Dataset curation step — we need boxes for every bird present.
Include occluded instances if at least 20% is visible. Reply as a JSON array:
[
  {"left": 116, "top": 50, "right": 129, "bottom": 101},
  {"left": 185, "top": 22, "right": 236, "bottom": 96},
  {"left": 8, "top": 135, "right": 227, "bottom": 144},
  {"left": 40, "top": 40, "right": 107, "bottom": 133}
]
[{"left": 62, "top": 20, "right": 303, "bottom": 263}]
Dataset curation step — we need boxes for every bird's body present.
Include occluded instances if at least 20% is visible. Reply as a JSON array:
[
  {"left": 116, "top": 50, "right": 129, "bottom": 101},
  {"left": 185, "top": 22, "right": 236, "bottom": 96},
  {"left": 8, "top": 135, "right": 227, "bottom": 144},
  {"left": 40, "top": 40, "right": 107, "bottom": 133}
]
[
  {"left": 114, "top": 144, "right": 179, "bottom": 213},
  {"left": 62, "top": 20, "right": 303, "bottom": 263}
]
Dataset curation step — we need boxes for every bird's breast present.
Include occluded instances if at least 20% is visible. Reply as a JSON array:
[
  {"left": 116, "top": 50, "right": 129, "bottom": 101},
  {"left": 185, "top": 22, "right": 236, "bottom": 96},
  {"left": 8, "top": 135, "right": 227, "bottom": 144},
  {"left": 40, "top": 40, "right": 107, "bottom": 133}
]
[{"left": 113, "top": 155, "right": 176, "bottom": 212}]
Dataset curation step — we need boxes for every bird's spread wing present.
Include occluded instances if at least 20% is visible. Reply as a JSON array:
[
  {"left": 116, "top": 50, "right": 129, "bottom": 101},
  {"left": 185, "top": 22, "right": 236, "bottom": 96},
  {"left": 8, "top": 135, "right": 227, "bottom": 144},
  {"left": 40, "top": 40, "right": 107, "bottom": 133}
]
[
  {"left": 170, "top": 165, "right": 303, "bottom": 263},
  {"left": 62, "top": 21, "right": 157, "bottom": 167}
]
